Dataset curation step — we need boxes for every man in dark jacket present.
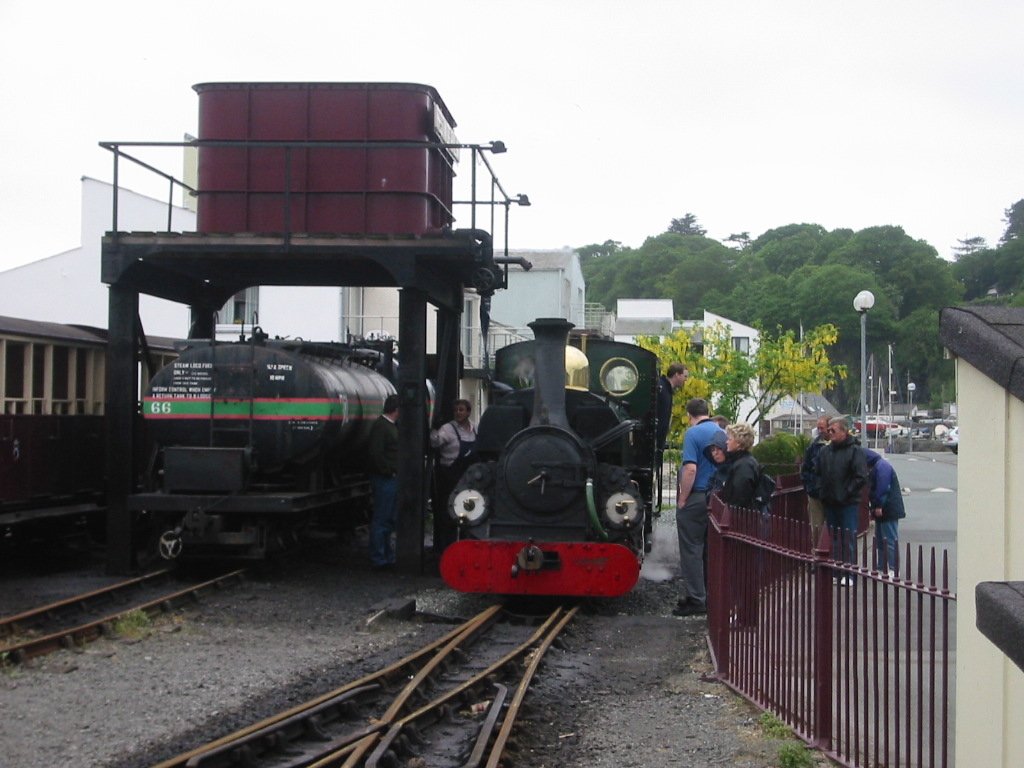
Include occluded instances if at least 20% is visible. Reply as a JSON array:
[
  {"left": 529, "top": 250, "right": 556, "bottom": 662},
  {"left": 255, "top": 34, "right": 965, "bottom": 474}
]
[
  {"left": 656, "top": 363, "right": 688, "bottom": 451},
  {"left": 864, "top": 448, "right": 906, "bottom": 575},
  {"left": 816, "top": 415, "right": 868, "bottom": 569},
  {"left": 367, "top": 394, "right": 400, "bottom": 569},
  {"left": 800, "top": 415, "right": 830, "bottom": 544}
]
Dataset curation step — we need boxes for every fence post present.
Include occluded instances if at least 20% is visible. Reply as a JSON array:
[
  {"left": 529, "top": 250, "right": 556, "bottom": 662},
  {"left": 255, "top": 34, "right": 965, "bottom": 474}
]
[
  {"left": 812, "top": 526, "right": 834, "bottom": 749},
  {"left": 709, "top": 497, "right": 731, "bottom": 676}
]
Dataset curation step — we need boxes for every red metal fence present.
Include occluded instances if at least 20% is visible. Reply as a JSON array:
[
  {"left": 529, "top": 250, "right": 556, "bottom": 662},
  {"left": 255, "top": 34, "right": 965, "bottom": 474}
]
[{"left": 706, "top": 486, "right": 955, "bottom": 768}]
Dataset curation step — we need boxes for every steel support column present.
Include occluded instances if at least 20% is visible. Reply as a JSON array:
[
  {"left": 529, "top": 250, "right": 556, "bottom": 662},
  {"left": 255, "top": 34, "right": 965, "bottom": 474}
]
[
  {"left": 396, "top": 288, "right": 429, "bottom": 573},
  {"left": 105, "top": 284, "right": 139, "bottom": 574}
]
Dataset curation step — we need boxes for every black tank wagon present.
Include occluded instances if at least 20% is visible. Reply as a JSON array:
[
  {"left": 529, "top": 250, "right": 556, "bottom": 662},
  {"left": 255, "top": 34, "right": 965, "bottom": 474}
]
[{"left": 131, "top": 330, "right": 397, "bottom": 561}]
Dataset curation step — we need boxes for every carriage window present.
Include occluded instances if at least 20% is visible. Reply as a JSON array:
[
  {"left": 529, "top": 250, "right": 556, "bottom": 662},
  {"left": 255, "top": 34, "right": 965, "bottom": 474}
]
[
  {"left": 599, "top": 358, "right": 639, "bottom": 397},
  {"left": 5, "top": 342, "right": 25, "bottom": 401},
  {"left": 32, "top": 344, "right": 45, "bottom": 402},
  {"left": 53, "top": 346, "right": 69, "bottom": 401}
]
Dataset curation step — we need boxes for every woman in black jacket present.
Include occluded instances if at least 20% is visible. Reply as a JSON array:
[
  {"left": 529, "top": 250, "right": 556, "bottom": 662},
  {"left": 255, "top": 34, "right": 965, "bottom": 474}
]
[{"left": 720, "top": 423, "right": 760, "bottom": 510}]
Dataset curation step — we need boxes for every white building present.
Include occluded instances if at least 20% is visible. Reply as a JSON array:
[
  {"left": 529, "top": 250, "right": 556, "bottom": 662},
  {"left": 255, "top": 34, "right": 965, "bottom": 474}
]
[
  {"left": 0, "top": 178, "right": 193, "bottom": 337},
  {"left": 487, "top": 248, "right": 586, "bottom": 336}
]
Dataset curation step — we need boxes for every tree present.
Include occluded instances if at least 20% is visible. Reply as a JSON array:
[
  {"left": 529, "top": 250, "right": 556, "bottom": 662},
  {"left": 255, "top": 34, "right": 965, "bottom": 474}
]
[
  {"left": 725, "top": 232, "right": 751, "bottom": 250},
  {"left": 576, "top": 240, "right": 622, "bottom": 268},
  {"left": 667, "top": 213, "right": 706, "bottom": 236},
  {"left": 634, "top": 322, "right": 845, "bottom": 437},
  {"left": 952, "top": 236, "right": 988, "bottom": 260},
  {"left": 1001, "top": 199, "right": 1024, "bottom": 245},
  {"left": 740, "top": 324, "right": 847, "bottom": 424},
  {"left": 826, "top": 225, "right": 959, "bottom": 319}
]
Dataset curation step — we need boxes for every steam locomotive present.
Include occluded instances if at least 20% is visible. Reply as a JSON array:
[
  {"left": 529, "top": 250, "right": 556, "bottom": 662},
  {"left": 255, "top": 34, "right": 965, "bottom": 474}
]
[
  {"left": 440, "top": 318, "right": 659, "bottom": 597},
  {"left": 129, "top": 329, "right": 396, "bottom": 561}
]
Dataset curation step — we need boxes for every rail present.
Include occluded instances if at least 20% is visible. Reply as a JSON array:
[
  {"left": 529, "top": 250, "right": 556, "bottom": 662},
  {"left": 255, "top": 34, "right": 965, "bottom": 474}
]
[{"left": 707, "top": 493, "right": 955, "bottom": 768}]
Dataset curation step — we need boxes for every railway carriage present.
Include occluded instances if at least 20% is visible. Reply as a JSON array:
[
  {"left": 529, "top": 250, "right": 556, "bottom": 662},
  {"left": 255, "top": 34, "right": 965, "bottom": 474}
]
[{"left": 0, "top": 316, "right": 175, "bottom": 550}]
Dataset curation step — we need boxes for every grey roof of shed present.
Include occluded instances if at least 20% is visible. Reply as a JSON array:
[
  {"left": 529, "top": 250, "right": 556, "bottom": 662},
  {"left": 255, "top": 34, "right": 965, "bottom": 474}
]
[{"left": 939, "top": 306, "right": 1024, "bottom": 403}]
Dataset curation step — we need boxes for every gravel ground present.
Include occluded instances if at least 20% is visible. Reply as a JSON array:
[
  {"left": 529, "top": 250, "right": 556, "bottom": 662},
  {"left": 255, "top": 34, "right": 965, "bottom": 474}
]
[{"left": 0, "top": 515, "right": 826, "bottom": 768}]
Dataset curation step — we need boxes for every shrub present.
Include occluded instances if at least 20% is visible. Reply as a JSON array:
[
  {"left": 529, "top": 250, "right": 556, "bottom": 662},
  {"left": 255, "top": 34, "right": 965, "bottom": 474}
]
[
  {"left": 777, "top": 741, "right": 815, "bottom": 768},
  {"left": 112, "top": 609, "right": 152, "bottom": 639},
  {"left": 752, "top": 432, "right": 809, "bottom": 477}
]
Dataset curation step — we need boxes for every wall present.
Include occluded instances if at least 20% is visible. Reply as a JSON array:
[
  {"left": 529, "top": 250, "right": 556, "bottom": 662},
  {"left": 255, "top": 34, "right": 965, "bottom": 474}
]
[
  {"left": 0, "top": 178, "right": 191, "bottom": 337},
  {"left": 955, "top": 362, "right": 1024, "bottom": 767}
]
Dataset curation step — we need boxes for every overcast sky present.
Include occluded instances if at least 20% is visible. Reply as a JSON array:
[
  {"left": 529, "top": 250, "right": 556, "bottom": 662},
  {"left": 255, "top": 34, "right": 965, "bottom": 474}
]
[{"left": 1, "top": 0, "right": 1021, "bottom": 273}]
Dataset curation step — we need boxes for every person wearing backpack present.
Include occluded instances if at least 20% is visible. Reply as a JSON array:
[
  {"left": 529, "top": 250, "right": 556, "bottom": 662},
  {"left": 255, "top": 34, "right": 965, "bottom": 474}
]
[{"left": 863, "top": 448, "right": 906, "bottom": 576}]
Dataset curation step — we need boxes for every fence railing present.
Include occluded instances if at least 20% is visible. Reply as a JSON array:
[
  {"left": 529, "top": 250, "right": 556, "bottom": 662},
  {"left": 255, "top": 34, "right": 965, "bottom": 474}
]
[{"left": 707, "top": 490, "right": 955, "bottom": 768}]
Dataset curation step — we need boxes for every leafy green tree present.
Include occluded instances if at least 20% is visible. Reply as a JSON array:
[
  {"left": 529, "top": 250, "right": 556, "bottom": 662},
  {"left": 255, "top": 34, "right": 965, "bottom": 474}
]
[
  {"left": 740, "top": 323, "right": 847, "bottom": 424},
  {"left": 825, "top": 226, "right": 959, "bottom": 319},
  {"left": 1000, "top": 199, "right": 1024, "bottom": 245},
  {"left": 667, "top": 213, "right": 707, "bottom": 236},
  {"left": 635, "top": 322, "right": 845, "bottom": 434},
  {"left": 725, "top": 232, "right": 752, "bottom": 250},
  {"left": 785, "top": 263, "right": 896, "bottom": 411},
  {"left": 953, "top": 236, "right": 988, "bottom": 259},
  {"left": 577, "top": 240, "right": 622, "bottom": 268},
  {"left": 952, "top": 248, "right": 1000, "bottom": 300},
  {"left": 891, "top": 307, "right": 952, "bottom": 405},
  {"left": 750, "top": 223, "right": 831, "bottom": 275}
]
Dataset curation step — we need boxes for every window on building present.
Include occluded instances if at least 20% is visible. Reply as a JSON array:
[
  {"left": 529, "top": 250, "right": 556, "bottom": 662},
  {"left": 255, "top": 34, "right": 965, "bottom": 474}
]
[
  {"left": 732, "top": 336, "right": 750, "bottom": 354},
  {"left": 462, "top": 295, "right": 479, "bottom": 367},
  {"left": 218, "top": 287, "right": 260, "bottom": 325},
  {"left": 342, "top": 286, "right": 365, "bottom": 341}
]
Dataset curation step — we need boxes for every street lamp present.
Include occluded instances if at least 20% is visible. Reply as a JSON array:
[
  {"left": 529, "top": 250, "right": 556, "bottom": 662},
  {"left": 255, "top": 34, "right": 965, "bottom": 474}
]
[
  {"left": 907, "top": 381, "right": 916, "bottom": 453},
  {"left": 853, "top": 290, "right": 875, "bottom": 441}
]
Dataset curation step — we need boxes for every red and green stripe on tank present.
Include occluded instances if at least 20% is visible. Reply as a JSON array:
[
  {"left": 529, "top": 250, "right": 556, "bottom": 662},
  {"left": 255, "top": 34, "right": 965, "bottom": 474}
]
[{"left": 142, "top": 397, "right": 386, "bottom": 420}]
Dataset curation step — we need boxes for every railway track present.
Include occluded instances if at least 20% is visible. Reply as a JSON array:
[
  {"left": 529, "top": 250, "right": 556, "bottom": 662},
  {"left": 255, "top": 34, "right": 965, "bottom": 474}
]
[
  {"left": 151, "top": 603, "right": 578, "bottom": 768},
  {"left": 0, "top": 568, "right": 246, "bottom": 663}
]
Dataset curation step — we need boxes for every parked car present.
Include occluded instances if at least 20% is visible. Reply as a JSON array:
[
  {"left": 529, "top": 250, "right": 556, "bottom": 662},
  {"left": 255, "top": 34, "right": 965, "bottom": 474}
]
[{"left": 942, "top": 426, "right": 959, "bottom": 454}]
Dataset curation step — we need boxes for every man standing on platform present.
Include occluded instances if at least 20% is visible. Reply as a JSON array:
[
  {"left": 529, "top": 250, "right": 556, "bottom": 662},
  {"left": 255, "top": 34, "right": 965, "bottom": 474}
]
[
  {"left": 801, "top": 415, "right": 831, "bottom": 545},
  {"left": 674, "top": 397, "right": 725, "bottom": 617},
  {"left": 817, "top": 415, "right": 868, "bottom": 573},
  {"left": 656, "top": 363, "right": 688, "bottom": 453}
]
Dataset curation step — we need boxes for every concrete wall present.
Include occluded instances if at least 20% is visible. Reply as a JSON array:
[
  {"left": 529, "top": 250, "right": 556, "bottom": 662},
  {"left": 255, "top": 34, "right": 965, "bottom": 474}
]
[{"left": 955, "top": 362, "right": 1024, "bottom": 767}]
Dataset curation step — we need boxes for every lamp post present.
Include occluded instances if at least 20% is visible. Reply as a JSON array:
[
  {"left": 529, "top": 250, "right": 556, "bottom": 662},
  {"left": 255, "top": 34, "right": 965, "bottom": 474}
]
[
  {"left": 907, "top": 381, "right": 916, "bottom": 453},
  {"left": 854, "top": 290, "right": 875, "bottom": 442}
]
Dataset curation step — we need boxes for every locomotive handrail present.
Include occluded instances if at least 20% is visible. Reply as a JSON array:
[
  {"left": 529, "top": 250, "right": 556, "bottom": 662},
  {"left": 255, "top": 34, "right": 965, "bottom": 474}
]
[{"left": 588, "top": 418, "right": 642, "bottom": 450}]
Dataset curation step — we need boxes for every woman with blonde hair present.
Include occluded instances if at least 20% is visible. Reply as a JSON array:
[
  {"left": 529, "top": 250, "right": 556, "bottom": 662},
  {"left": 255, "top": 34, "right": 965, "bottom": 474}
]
[{"left": 719, "top": 423, "right": 760, "bottom": 510}]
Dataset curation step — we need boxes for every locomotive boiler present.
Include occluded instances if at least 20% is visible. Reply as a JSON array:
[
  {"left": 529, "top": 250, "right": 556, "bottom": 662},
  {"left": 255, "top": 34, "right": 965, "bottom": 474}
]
[
  {"left": 130, "top": 329, "right": 396, "bottom": 560},
  {"left": 439, "top": 318, "right": 659, "bottom": 597}
]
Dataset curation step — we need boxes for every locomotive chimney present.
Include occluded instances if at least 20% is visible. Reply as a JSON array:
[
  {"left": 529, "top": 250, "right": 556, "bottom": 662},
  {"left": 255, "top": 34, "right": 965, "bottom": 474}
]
[{"left": 527, "top": 318, "right": 574, "bottom": 429}]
